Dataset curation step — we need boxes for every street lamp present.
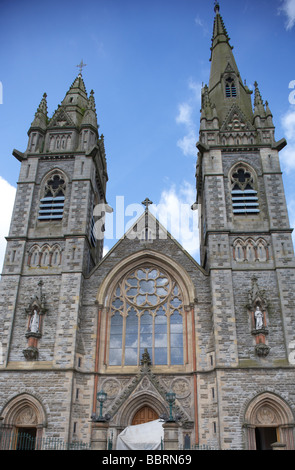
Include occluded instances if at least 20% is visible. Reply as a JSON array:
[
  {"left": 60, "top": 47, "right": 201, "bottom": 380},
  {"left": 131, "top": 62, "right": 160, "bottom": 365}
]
[
  {"left": 97, "top": 389, "right": 107, "bottom": 421},
  {"left": 165, "top": 390, "right": 176, "bottom": 422}
]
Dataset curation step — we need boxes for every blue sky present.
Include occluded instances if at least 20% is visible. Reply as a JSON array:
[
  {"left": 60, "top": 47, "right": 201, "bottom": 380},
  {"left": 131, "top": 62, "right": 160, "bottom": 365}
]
[{"left": 1, "top": 0, "right": 295, "bottom": 268}]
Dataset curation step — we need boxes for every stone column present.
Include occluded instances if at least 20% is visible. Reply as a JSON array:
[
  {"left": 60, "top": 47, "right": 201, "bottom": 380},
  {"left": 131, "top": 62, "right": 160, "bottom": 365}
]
[
  {"left": 91, "top": 421, "right": 109, "bottom": 450},
  {"left": 162, "top": 422, "right": 179, "bottom": 451}
]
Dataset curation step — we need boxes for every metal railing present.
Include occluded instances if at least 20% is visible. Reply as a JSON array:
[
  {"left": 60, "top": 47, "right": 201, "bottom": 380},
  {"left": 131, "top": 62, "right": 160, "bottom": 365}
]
[{"left": 0, "top": 430, "right": 90, "bottom": 450}]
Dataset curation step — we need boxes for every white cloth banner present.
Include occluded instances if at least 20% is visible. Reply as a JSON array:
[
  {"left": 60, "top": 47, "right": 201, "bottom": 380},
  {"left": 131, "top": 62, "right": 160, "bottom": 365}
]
[{"left": 116, "top": 419, "right": 164, "bottom": 450}]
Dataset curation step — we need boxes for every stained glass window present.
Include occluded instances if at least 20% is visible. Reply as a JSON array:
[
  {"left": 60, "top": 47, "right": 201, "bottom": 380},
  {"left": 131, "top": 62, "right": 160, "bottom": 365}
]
[{"left": 109, "top": 266, "right": 184, "bottom": 366}]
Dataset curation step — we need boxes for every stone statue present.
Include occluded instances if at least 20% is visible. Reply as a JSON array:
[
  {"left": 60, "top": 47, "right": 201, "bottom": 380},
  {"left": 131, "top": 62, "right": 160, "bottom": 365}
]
[
  {"left": 254, "top": 306, "right": 264, "bottom": 330},
  {"left": 30, "top": 309, "right": 39, "bottom": 333}
]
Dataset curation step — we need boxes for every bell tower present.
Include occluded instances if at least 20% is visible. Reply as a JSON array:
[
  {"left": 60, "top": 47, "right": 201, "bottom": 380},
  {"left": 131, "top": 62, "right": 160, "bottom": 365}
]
[
  {"left": 0, "top": 72, "right": 108, "bottom": 366},
  {"left": 195, "top": 2, "right": 295, "bottom": 367}
]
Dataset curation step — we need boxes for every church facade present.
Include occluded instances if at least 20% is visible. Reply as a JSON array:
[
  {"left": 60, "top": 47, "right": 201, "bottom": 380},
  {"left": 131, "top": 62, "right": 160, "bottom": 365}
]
[{"left": 1, "top": 3, "right": 295, "bottom": 450}]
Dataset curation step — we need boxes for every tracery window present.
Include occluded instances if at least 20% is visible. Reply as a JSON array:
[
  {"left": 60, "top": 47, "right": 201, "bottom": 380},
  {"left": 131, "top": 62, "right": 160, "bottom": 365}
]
[
  {"left": 38, "top": 173, "right": 66, "bottom": 221},
  {"left": 231, "top": 166, "right": 259, "bottom": 215},
  {"left": 109, "top": 266, "right": 184, "bottom": 367}
]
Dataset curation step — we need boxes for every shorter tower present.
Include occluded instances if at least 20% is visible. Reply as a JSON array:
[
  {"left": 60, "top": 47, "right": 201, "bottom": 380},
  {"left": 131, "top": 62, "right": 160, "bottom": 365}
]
[{"left": 0, "top": 73, "right": 108, "bottom": 369}]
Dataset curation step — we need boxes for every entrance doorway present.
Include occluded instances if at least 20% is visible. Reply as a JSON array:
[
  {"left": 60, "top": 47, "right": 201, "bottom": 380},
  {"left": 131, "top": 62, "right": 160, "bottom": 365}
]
[
  {"left": 255, "top": 427, "right": 277, "bottom": 450},
  {"left": 16, "top": 427, "right": 37, "bottom": 450},
  {"left": 132, "top": 406, "right": 158, "bottom": 425}
]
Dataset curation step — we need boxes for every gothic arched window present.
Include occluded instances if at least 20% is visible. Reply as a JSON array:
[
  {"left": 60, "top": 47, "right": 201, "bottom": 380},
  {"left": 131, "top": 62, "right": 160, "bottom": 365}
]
[
  {"left": 38, "top": 173, "right": 66, "bottom": 221},
  {"left": 108, "top": 266, "right": 184, "bottom": 367},
  {"left": 225, "top": 77, "right": 237, "bottom": 98},
  {"left": 231, "top": 165, "right": 259, "bottom": 215}
]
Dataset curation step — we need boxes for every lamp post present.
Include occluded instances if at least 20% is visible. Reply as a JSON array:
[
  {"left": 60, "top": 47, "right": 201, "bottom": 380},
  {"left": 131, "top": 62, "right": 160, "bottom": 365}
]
[
  {"left": 166, "top": 390, "right": 176, "bottom": 422},
  {"left": 97, "top": 389, "right": 107, "bottom": 421}
]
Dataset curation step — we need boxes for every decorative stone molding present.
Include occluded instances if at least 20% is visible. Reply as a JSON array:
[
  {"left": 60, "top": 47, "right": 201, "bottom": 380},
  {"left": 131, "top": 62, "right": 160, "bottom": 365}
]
[
  {"left": 99, "top": 350, "right": 191, "bottom": 426},
  {"left": 255, "top": 344, "right": 270, "bottom": 358},
  {"left": 23, "top": 346, "right": 39, "bottom": 361}
]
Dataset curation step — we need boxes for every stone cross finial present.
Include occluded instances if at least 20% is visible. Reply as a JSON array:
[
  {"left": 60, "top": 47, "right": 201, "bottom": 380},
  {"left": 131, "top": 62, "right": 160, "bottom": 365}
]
[
  {"left": 214, "top": 1, "right": 220, "bottom": 13},
  {"left": 141, "top": 197, "right": 153, "bottom": 211},
  {"left": 76, "top": 60, "right": 87, "bottom": 75}
]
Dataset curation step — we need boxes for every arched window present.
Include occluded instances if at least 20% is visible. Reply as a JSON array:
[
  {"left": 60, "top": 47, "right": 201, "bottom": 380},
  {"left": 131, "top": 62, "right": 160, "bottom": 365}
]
[
  {"left": 256, "top": 239, "right": 268, "bottom": 262},
  {"left": 108, "top": 266, "right": 184, "bottom": 367},
  {"left": 225, "top": 77, "right": 237, "bottom": 98},
  {"left": 231, "top": 165, "right": 259, "bottom": 215},
  {"left": 51, "top": 245, "right": 62, "bottom": 266},
  {"left": 38, "top": 173, "right": 66, "bottom": 221},
  {"left": 40, "top": 245, "right": 50, "bottom": 267},
  {"left": 233, "top": 239, "right": 245, "bottom": 262},
  {"left": 28, "top": 246, "right": 40, "bottom": 267}
]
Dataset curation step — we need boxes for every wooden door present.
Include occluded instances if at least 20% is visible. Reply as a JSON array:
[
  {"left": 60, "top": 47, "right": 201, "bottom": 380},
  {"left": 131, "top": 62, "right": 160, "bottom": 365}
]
[{"left": 132, "top": 406, "right": 158, "bottom": 425}]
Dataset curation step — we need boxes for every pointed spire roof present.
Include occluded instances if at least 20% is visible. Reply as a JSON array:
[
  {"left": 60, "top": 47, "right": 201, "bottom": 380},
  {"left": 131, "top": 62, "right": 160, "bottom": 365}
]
[
  {"left": 209, "top": 3, "right": 239, "bottom": 92},
  {"left": 59, "top": 73, "right": 89, "bottom": 126},
  {"left": 206, "top": 3, "right": 253, "bottom": 125},
  {"left": 29, "top": 92, "right": 48, "bottom": 131},
  {"left": 211, "top": 1, "right": 232, "bottom": 54}
]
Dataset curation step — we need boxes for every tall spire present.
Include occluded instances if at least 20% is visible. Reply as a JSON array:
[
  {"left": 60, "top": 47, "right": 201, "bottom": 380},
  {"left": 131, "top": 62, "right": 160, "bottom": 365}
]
[
  {"left": 211, "top": 1, "right": 231, "bottom": 56},
  {"left": 209, "top": 2, "right": 237, "bottom": 90},
  {"left": 207, "top": 3, "right": 253, "bottom": 125}
]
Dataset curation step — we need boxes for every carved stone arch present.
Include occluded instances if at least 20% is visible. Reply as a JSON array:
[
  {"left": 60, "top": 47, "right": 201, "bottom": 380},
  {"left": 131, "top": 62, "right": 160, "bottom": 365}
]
[
  {"left": 244, "top": 392, "right": 295, "bottom": 450},
  {"left": 115, "top": 391, "right": 166, "bottom": 429},
  {"left": 40, "top": 243, "right": 51, "bottom": 267},
  {"left": 50, "top": 243, "right": 62, "bottom": 266},
  {"left": 1, "top": 392, "right": 47, "bottom": 430},
  {"left": 256, "top": 238, "right": 269, "bottom": 262},
  {"left": 245, "top": 238, "right": 256, "bottom": 262},
  {"left": 233, "top": 238, "right": 245, "bottom": 262},
  {"left": 96, "top": 249, "right": 197, "bottom": 308},
  {"left": 39, "top": 168, "right": 69, "bottom": 202},
  {"left": 229, "top": 161, "right": 258, "bottom": 189},
  {"left": 28, "top": 244, "right": 41, "bottom": 267}
]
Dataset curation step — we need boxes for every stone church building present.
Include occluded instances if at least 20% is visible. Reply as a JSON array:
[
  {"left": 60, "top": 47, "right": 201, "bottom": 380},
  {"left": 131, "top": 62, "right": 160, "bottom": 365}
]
[{"left": 1, "top": 3, "right": 295, "bottom": 450}]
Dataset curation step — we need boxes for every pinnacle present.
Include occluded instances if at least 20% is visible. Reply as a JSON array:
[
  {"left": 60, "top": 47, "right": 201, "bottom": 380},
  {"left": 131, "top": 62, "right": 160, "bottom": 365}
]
[
  {"left": 254, "top": 82, "right": 265, "bottom": 110},
  {"left": 36, "top": 92, "right": 48, "bottom": 116},
  {"left": 29, "top": 92, "right": 48, "bottom": 130}
]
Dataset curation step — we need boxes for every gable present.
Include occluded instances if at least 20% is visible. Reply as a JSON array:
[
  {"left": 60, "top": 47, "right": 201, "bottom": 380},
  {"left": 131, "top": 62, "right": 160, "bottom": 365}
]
[
  {"left": 220, "top": 104, "right": 255, "bottom": 133},
  {"left": 48, "top": 107, "right": 76, "bottom": 129}
]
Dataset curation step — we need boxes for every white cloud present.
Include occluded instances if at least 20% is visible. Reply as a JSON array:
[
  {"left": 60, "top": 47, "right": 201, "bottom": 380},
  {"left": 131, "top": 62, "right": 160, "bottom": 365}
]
[
  {"left": 194, "top": 15, "right": 209, "bottom": 36},
  {"left": 151, "top": 181, "right": 200, "bottom": 260},
  {"left": 176, "top": 103, "right": 193, "bottom": 126},
  {"left": 177, "top": 129, "right": 198, "bottom": 157},
  {"left": 279, "top": 0, "right": 295, "bottom": 30},
  {"left": 0, "top": 177, "right": 16, "bottom": 272},
  {"left": 176, "top": 80, "right": 202, "bottom": 158},
  {"left": 280, "top": 108, "right": 295, "bottom": 171}
]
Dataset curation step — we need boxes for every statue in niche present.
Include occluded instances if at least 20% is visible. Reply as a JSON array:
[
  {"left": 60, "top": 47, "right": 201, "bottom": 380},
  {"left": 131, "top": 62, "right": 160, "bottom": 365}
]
[
  {"left": 254, "top": 305, "right": 264, "bottom": 330},
  {"left": 29, "top": 309, "right": 40, "bottom": 333},
  {"left": 23, "top": 280, "right": 47, "bottom": 361}
]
